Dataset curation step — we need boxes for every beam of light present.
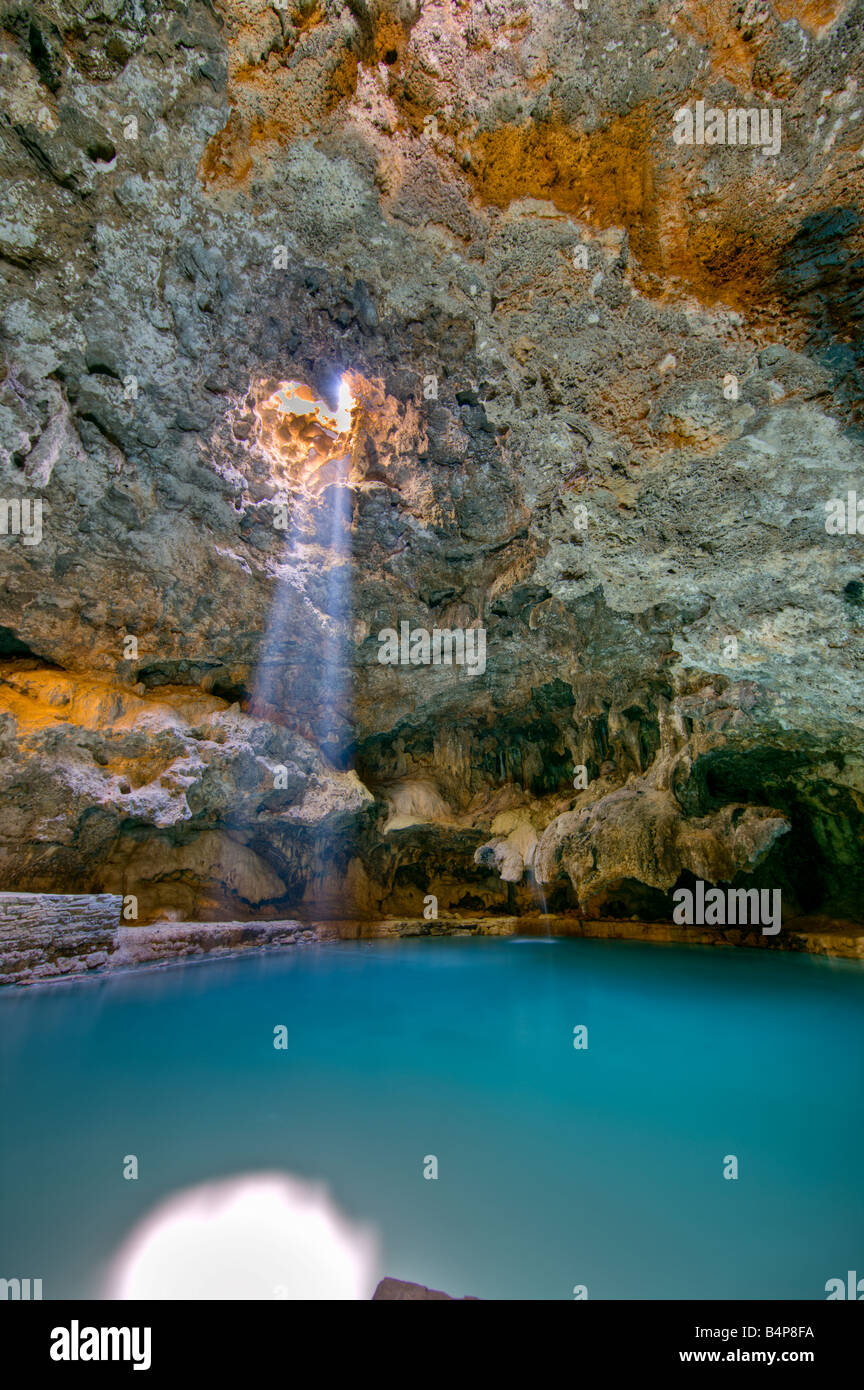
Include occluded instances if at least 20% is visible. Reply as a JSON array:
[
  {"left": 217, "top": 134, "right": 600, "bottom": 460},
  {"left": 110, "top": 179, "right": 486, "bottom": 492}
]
[
  {"left": 315, "top": 473, "right": 353, "bottom": 762},
  {"left": 248, "top": 374, "right": 356, "bottom": 760},
  {"left": 236, "top": 370, "right": 358, "bottom": 921},
  {"left": 334, "top": 374, "right": 355, "bottom": 434},
  {"left": 104, "top": 1173, "right": 379, "bottom": 1300}
]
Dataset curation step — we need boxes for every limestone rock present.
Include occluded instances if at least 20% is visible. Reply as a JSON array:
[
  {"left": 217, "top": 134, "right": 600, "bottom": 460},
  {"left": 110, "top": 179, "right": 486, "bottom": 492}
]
[
  {"left": 535, "top": 785, "right": 790, "bottom": 907},
  {"left": 0, "top": 890, "right": 121, "bottom": 984},
  {"left": 0, "top": 0, "right": 861, "bottom": 934}
]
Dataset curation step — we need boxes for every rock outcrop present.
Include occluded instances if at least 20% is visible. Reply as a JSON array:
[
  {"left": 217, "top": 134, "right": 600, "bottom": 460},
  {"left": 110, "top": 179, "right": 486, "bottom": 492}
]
[
  {"left": 0, "top": 889, "right": 120, "bottom": 983},
  {"left": 1, "top": 1, "right": 862, "bottom": 938},
  {"left": 371, "top": 1276, "right": 478, "bottom": 1300},
  {"left": 112, "top": 918, "right": 316, "bottom": 967},
  {"left": 0, "top": 890, "right": 317, "bottom": 984}
]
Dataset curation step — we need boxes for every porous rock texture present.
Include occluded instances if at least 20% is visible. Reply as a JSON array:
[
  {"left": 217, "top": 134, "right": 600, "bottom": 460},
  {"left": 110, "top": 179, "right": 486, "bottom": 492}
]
[{"left": 0, "top": 0, "right": 863, "bottom": 934}]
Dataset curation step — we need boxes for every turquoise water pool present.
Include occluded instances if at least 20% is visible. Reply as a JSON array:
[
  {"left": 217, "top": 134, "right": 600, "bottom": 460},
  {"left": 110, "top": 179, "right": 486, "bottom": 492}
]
[{"left": 1, "top": 936, "right": 862, "bottom": 1299}]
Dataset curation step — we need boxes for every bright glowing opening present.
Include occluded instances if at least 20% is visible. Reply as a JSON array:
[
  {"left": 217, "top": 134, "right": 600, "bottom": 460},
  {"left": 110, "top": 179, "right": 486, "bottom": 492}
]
[
  {"left": 243, "top": 373, "right": 358, "bottom": 488},
  {"left": 261, "top": 375, "right": 356, "bottom": 440}
]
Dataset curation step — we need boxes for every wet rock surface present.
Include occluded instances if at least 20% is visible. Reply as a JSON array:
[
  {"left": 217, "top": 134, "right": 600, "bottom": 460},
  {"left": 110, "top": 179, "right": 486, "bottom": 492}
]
[{"left": 1, "top": 1, "right": 863, "bottom": 941}]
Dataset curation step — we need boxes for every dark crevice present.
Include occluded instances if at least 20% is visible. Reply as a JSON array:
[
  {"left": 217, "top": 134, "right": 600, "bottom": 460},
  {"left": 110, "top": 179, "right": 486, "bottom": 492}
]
[{"left": 0, "top": 626, "right": 61, "bottom": 666}]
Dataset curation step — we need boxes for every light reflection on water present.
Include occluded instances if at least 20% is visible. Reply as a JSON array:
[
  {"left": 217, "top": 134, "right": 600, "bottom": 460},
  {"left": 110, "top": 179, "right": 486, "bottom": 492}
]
[{"left": 105, "top": 1172, "right": 378, "bottom": 1300}]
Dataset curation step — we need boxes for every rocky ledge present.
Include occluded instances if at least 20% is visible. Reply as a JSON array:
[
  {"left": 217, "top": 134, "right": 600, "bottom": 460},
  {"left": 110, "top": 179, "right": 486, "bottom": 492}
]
[
  {"left": 3, "top": 892, "right": 862, "bottom": 987},
  {"left": 319, "top": 912, "right": 864, "bottom": 959},
  {"left": 0, "top": 891, "right": 315, "bottom": 986}
]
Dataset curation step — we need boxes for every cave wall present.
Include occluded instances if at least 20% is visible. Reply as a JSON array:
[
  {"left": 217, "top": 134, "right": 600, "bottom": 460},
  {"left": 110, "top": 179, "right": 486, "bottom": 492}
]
[{"left": 1, "top": 0, "right": 862, "bottom": 924}]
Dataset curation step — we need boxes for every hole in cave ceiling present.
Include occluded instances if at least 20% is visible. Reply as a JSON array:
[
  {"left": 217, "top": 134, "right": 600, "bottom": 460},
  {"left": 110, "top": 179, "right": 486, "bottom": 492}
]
[{"left": 237, "top": 373, "right": 361, "bottom": 493}]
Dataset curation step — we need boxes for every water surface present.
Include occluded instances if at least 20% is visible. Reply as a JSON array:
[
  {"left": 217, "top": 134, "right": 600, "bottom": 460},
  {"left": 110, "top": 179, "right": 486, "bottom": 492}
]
[{"left": 1, "top": 936, "right": 862, "bottom": 1299}]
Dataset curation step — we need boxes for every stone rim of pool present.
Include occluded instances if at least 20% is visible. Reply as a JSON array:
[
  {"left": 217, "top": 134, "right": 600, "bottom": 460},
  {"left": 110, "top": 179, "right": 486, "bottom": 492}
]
[{"left": 3, "top": 891, "right": 864, "bottom": 989}]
